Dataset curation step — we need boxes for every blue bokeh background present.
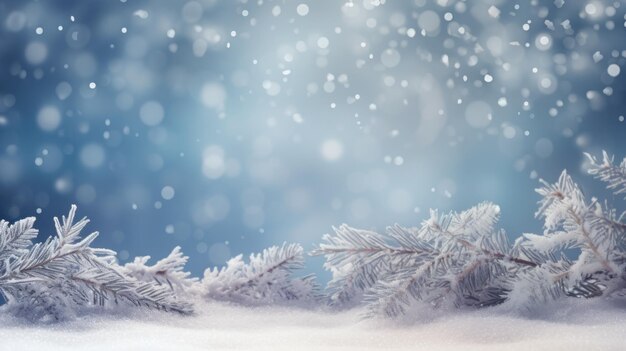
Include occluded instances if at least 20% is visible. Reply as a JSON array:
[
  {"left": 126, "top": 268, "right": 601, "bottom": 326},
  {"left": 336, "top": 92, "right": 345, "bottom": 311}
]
[{"left": 0, "top": 0, "right": 624, "bottom": 282}]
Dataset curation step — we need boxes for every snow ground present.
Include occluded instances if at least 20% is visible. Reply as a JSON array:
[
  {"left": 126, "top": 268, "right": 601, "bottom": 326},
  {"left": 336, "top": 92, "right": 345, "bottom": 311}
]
[{"left": 1, "top": 299, "right": 625, "bottom": 351}]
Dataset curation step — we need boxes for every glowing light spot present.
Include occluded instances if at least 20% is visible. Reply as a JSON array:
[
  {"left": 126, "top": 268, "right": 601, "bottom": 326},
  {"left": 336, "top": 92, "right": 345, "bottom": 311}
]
[
  {"left": 608, "top": 64, "right": 621, "bottom": 77},
  {"left": 139, "top": 101, "right": 165, "bottom": 126},
  {"left": 296, "top": 4, "right": 309, "bottom": 16},
  {"left": 320, "top": 139, "right": 344, "bottom": 161},
  {"left": 161, "top": 186, "right": 175, "bottom": 200},
  {"left": 37, "top": 106, "right": 62, "bottom": 132}
]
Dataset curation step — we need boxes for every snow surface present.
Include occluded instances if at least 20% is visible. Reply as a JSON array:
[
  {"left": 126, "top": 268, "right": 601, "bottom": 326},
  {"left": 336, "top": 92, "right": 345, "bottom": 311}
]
[{"left": 1, "top": 299, "right": 625, "bottom": 351}]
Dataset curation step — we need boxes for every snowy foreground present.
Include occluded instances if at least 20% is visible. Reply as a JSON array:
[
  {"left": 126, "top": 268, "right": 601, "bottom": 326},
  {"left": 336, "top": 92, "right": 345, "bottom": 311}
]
[{"left": 1, "top": 299, "right": 626, "bottom": 351}]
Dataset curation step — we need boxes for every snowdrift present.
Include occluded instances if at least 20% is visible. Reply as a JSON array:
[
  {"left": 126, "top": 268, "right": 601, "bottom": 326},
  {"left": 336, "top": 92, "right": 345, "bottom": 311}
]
[{"left": 1, "top": 299, "right": 625, "bottom": 351}]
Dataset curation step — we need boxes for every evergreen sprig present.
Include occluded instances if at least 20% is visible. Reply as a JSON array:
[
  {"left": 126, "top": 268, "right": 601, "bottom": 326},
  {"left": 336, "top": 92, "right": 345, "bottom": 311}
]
[
  {"left": 2, "top": 151, "right": 625, "bottom": 321},
  {"left": 314, "top": 152, "right": 626, "bottom": 318}
]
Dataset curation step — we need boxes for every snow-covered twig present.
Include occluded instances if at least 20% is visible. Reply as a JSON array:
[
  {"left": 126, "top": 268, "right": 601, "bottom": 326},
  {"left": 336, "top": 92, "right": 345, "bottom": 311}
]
[
  {"left": 528, "top": 169, "right": 626, "bottom": 299},
  {"left": 3, "top": 151, "right": 625, "bottom": 321},
  {"left": 586, "top": 151, "right": 626, "bottom": 199},
  {"left": 315, "top": 152, "right": 626, "bottom": 318},
  {"left": 314, "top": 203, "right": 535, "bottom": 317},
  {"left": 123, "top": 246, "right": 198, "bottom": 293},
  {"left": 0, "top": 206, "right": 192, "bottom": 321},
  {"left": 202, "top": 243, "right": 318, "bottom": 305},
  {"left": 0, "top": 207, "right": 320, "bottom": 321}
]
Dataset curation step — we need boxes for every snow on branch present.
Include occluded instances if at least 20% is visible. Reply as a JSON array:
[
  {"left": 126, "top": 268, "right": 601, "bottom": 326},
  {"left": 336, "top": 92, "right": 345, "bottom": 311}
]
[
  {"left": 315, "top": 152, "right": 626, "bottom": 318},
  {"left": 0, "top": 207, "right": 320, "bottom": 321},
  {"left": 123, "top": 246, "right": 198, "bottom": 294},
  {"left": 533, "top": 170, "right": 617, "bottom": 270},
  {"left": 2, "top": 151, "right": 625, "bottom": 322},
  {"left": 313, "top": 203, "right": 537, "bottom": 317},
  {"left": 201, "top": 242, "right": 318, "bottom": 305},
  {"left": 310, "top": 225, "right": 409, "bottom": 307},
  {"left": 0, "top": 205, "right": 192, "bottom": 321},
  {"left": 529, "top": 169, "right": 626, "bottom": 299},
  {"left": 586, "top": 151, "right": 626, "bottom": 199}
]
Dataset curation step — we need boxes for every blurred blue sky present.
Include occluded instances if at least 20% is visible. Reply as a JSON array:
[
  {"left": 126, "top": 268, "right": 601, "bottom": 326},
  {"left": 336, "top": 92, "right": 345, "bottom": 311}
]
[{"left": 0, "top": 0, "right": 624, "bottom": 281}]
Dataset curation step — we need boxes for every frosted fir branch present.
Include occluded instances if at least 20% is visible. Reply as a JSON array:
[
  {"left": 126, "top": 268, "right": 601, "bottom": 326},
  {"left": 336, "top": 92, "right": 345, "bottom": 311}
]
[
  {"left": 3, "top": 152, "right": 625, "bottom": 322},
  {"left": 123, "top": 246, "right": 198, "bottom": 293},
  {"left": 0, "top": 217, "right": 38, "bottom": 261},
  {"left": 0, "top": 206, "right": 192, "bottom": 321},
  {"left": 362, "top": 251, "right": 453, "bottom": 318},
  {"left": 316, "top": 157, "right": 626, "bottom": 319},
  {"left": 586, "top": 151, "right": 626, "bottom": 199},
  {"left": 201, "top": 243, "right": 318, "bottom": 305},
  {"left": 422, "top": 205, "right": 537, "bottom": 268},
  {"left": 381, "top": 206, "right": 531, "bottom": 312},
  {"left": 534, "top": 170, "right": 622, "bottom": 276},
  {"left": 505, "top": 261, "right": 569, "bottom": 308},
  {"left": 311, "top": 225, "right": 428, "bottom": 306},
  {"left": 314, "top": 203, "right": 538, "bottom": 317},
  {"left": 0, "top": 208, "right": 323, "bottom": 321},
  {"left": 521, "top": 169, "right": 626, "bottom": 302}
]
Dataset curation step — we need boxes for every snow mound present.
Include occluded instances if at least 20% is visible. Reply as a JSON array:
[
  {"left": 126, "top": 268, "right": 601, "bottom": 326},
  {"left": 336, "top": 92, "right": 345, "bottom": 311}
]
[{"left": 1, "top": 299, "right": 625, "bottom": 351}]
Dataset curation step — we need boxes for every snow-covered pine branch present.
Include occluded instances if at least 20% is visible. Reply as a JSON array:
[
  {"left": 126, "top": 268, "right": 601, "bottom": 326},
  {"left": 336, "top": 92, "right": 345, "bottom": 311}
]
[
  {"left": 3, "top": 151, "right": 624, "bottom": 322},
  {"left": 0, "top": 207, "right": 321, "bottom": 321},
  {"left": 0, "top": 205, "right": 192, "bottom": 321},
  {"left": 309, "top": 225, "right": 407, "bottom": 307},
  {"left": 122, "top": 246, "right": 198, "bottom": 294},
  {"left": 313, "top": 202, "right": 538, "bottom": 317},
  {"left": 522, "top": 168, "right": 626, "bottom": 300},
  {"left": 315, "top": 151, "right": 626, "bottom": 318},
  {"left": 201, "top": 242, "right": 318, "bottom": 305},
  {"left": 586, "top": 151, "right": 626, "bottom": 199}
]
